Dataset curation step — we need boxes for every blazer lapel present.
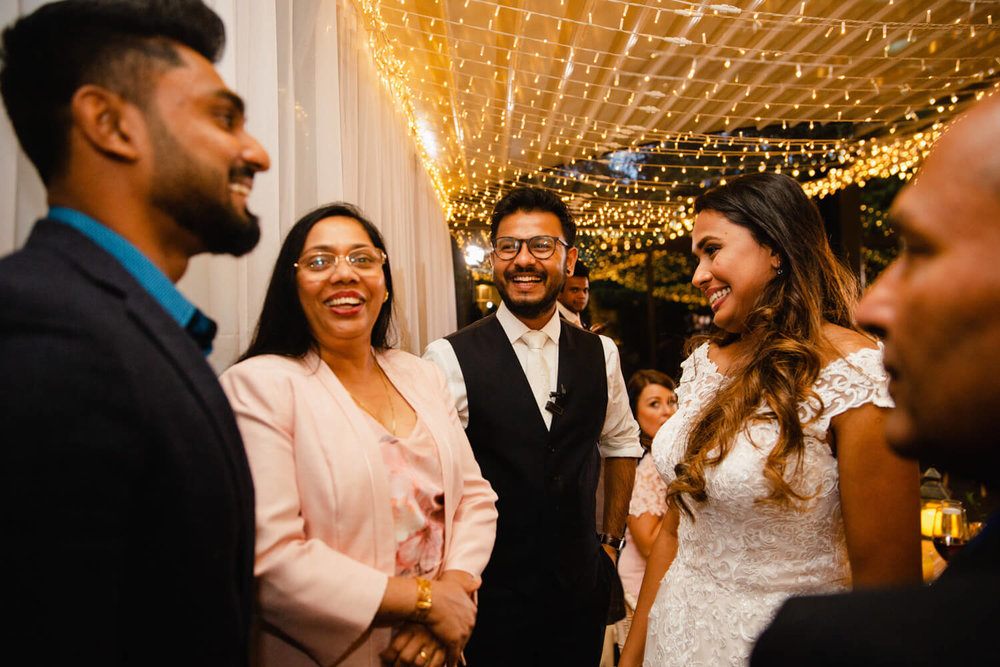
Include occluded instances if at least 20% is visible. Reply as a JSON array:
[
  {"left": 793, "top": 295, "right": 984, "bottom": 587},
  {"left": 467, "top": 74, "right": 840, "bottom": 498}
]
[
  {"left": 309, "top": 351, "right": 397, "bottom": 574},
  {"left": 379, "top": 351, "right": 458, "bottom": 553}
]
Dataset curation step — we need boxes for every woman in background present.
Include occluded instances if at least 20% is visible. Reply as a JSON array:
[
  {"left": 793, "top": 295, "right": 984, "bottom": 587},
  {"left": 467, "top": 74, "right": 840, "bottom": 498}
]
[
  {"left": 620, "top": 173, "right": 921, "bottom": 667},
  {"left": 220, "top": 203, "right": 497, "bottom": 667},
  {"left": 614, "top": 370, "right": 678, "bottom": 651}
]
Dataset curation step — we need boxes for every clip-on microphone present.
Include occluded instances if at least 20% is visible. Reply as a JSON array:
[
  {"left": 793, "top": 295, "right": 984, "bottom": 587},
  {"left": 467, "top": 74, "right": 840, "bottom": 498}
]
[{"left": 545, "top": 384, "right": 567, "bottom": 416}]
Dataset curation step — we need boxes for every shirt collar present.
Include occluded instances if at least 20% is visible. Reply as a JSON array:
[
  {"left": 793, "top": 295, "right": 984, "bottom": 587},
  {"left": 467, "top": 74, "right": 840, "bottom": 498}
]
[
  {"left": 47, "top": 207, "right": 216, "bottom": 354},
  {"left": 496, "top": 301, "right": 562, "bottom": 346},
  {"left": 556, "top": 300, "right": 582, "bottom": 326}
]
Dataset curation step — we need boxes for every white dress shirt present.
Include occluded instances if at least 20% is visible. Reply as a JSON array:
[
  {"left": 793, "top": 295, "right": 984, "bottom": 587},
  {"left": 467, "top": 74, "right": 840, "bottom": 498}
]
[
  {"left": 556, "top": 300, "right": 583, "bottom": 327},
  {"left": 423, "top": 303, "right": 643, "bottom": 459}
]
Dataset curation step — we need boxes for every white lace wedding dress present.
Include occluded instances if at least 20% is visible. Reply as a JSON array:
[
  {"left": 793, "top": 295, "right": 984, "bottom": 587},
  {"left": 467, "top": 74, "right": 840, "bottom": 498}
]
[{"left": 645, "top": 342, "right": 892, "bottom": 667}]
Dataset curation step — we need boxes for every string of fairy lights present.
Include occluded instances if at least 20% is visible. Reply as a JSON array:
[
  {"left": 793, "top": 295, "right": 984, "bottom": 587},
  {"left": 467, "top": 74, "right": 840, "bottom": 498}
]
[{"left": 350, "top": 0, "right": 1000, "bottom": 282}]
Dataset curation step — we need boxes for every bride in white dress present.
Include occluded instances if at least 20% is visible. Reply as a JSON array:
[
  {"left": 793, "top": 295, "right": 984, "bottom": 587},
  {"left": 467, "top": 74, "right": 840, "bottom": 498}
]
[{"left": 619, "top": 173, "right": 922, "bottom": 667}]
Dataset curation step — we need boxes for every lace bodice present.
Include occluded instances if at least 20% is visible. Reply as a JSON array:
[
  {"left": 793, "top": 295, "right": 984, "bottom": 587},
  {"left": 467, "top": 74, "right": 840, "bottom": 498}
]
[{"left": 644, "top": 342, "right": 892, "bottom": 667}]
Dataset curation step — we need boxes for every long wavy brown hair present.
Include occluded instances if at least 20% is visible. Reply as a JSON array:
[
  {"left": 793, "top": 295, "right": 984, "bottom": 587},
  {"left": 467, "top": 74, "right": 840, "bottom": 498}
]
[{"left": 666, "top": 173, "right": 863, "bottom": 518}]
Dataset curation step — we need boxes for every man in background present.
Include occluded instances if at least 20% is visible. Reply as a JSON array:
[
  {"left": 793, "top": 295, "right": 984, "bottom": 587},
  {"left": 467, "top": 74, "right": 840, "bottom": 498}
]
[
  {"left": 751, "top": 92, "right": 1000, "bottom": 666},
  {"left": 0, "top": 1, "right": 269, "bottom": 663},
  {"left": 425, "top": 187, "right": 641, "bottom": 666},
  {"left": 558, "top": 260, "right": 591, "bottom": 328}
]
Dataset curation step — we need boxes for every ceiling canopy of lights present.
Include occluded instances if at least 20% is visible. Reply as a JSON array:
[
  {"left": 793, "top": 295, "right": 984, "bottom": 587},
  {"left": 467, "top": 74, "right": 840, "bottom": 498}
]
[{"left": 355, "top": 0, "right": 999, "bottom": 244}]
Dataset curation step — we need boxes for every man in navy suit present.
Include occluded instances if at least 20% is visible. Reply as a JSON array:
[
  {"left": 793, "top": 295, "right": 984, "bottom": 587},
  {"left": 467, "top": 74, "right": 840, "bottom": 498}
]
[
  {"left": 0, "top": 1, "right": 269, "bottom": 663},
  {"left": 751, "top": 93, "right": 1000, "bottom": 666}
]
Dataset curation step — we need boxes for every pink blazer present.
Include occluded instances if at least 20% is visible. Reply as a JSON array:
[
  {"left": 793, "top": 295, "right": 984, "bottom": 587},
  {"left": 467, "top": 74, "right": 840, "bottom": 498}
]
[{"left": 220, "top": 350, "right": 498, "bottom": 667}]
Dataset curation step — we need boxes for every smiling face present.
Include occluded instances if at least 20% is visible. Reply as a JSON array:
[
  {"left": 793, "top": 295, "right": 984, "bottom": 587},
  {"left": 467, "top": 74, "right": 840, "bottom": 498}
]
[
  {"left": 559, "top": 276, "right": 590, "bottom": 314},
  {"left": 146, "top": 43, "right": 270, "bottom": 256},
  {"left": 492, "top": 209, "right": 577, "bottom": 327},
  {"left": 296, "top": 216, "right": 387, "bottom": 355},
  {"left": 856, "top": 97, "right": 1000, "bottom": 480},
  {"left": 691, "top": 209, "right": 781, "bottom": 333},
  {"left": 635, "top": 383, "right": 677, "bottom": 439}
]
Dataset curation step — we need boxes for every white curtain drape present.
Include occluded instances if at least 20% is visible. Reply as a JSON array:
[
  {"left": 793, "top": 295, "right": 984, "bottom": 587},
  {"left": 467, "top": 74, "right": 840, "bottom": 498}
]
[{"left": 0, "top": 0, "right": 457, "bottom": 372}]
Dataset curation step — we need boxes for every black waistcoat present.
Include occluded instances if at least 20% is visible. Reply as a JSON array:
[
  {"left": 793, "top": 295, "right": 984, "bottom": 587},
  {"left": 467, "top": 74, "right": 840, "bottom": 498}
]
[{"left": 446, "top": 314, "right": 608, "bottom": 595}]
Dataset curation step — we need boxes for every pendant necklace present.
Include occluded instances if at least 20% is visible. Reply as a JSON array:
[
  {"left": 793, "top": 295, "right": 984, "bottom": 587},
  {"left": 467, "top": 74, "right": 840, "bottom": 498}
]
[{"left": 346, "top": 355, "right": 398, "bottom": 436}]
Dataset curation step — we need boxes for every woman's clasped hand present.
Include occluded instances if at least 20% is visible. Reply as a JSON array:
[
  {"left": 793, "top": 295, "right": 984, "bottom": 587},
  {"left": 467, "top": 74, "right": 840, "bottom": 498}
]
[{"left": 380, "top": 572, "right": 482, "bottom": 667}]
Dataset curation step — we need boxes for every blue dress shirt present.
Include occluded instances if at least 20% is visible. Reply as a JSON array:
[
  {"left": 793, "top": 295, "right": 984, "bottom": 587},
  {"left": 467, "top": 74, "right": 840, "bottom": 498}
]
[{"left": 47, "top": 207, "right": 217, "bottom": 354}]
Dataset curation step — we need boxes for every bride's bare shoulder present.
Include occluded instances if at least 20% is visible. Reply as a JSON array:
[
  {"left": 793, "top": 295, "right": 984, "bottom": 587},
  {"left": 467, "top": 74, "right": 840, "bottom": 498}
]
[{"left": 820, "top": 322, "right": 878, "bottom": 362}]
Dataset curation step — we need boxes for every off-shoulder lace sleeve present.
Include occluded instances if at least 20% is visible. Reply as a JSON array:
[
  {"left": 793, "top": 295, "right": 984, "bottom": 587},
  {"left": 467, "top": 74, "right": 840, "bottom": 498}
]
[
  {"left": 628, "top": 454, "right": 669, "bottom": 517},
  {"left": 674, "top": 343, "right": 714, "bottom": 406},
  {"left": 810, "top": 344, "right": 894, "bottom": 433}
]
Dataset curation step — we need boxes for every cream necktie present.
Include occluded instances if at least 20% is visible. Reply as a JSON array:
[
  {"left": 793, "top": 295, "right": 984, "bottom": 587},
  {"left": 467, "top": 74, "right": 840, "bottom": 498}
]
[{"left": 521, "top": 330, "right": 551, "bottom": 418}]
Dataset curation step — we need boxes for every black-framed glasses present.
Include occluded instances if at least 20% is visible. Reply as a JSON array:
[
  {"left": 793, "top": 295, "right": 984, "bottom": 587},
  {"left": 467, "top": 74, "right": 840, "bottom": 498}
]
[
  {"left": 493, "top": 235, "right": 570, "bottom": 260},
  {"left": 294, "top": 248, "right": 387, "bottom": 278}
]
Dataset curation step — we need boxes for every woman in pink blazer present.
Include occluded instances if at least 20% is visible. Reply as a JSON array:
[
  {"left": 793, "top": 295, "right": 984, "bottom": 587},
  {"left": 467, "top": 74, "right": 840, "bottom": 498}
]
[{"left": 220, "top": 204, "right": 498, "bottom": 667}]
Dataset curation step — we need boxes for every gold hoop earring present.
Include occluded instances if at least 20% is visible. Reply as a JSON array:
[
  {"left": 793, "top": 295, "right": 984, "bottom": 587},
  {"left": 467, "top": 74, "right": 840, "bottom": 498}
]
[{"left": 383, "top": 291, "right": 389, "bottom": 303}]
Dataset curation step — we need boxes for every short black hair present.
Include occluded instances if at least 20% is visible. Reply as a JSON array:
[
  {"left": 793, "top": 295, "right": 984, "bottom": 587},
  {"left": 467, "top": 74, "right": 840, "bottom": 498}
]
[
  {"left": 571, "top": 261, "right": 589, "bottom": 279},
  {"left": 489, "top": 186, "right": 576, "bottom": 245},
  {"left": 239, "top": 203, "right": 396, "bottom": 362},
  {"left": 0, "top": 0, "right": 226, "bottom": 184}
]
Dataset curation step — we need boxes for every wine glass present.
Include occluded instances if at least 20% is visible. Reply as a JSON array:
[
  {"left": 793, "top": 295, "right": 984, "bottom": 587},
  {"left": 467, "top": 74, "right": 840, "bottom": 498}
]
[{"left": 932, "top": 500, "right": 969, "bottom": 562}]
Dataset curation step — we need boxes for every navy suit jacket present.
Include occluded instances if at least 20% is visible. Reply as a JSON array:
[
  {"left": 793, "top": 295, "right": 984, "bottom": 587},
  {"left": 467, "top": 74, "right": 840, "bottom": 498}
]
[
  {"left": 751, "top": 514, "right": 1000, "bottom": 666},
  {"left": 0, "top": 220, "right": 256, "bottom": 665}
]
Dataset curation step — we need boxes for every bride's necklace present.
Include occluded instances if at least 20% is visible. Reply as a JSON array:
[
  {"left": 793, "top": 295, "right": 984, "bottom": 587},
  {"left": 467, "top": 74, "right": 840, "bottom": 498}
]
[{"left": 345, "top": 356, "right": 398, "bottom": 436}]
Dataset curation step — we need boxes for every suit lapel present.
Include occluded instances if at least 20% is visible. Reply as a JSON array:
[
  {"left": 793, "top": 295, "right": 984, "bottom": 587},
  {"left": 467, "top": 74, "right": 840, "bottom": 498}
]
[
  {"left": 123, "top": 290, "right": 247, "bottom": 471},
  {"left": 30, "top": 221, "right": 249, "bottom": 491}
]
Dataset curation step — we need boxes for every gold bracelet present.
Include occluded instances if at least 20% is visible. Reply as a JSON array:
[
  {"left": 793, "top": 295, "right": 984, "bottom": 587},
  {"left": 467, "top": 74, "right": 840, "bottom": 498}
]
[{"left": 413, "top": 577, "right": 432, "bottom": 621}]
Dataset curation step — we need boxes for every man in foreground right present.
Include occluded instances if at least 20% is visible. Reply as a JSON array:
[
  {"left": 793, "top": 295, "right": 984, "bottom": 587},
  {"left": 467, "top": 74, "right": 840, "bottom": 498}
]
[{"left": 751, "top": 93, "right": 1000, "bottom": 666}]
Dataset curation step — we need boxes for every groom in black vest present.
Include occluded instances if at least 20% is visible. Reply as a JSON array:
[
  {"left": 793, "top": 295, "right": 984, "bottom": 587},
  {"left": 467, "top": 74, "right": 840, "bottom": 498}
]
[{"left": 425, "top": 187, "right": 642, "bottom": 666}]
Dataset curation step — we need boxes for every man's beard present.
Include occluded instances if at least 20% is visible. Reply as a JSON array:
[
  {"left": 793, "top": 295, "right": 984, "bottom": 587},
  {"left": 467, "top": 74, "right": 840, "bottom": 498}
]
[
  {"left": 495, "top": 267, "right": 564, "bottom": 320},
  {"left": 160, "top": 167, "right": 260, "bottom": 257},
  {"left": 148, "top": 119, "right": 261, "bottom": 257}
]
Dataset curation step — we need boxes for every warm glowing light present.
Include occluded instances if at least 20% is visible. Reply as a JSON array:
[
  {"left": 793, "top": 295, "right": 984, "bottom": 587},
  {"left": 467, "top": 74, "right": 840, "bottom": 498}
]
[
  {"left": 353, "top": 0, "right": 998, "bottom": 264},
  {"left": 463, "top": 244, "right": 486, "bottom": 267}
]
